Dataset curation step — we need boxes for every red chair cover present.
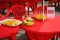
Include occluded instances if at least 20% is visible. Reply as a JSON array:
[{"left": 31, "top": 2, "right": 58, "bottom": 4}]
[
  {"left": 0, "top": 13, "right": 2, "bottom": 17},
  {"left": 49, "top": 0, "right": 57, "bottom": 7},
  {"left": 11, "top": 0, "right": 25, "bottom": 6},
  {"left": 33, "top": 6, "right": 47, "bottom": 14},
  {"left": 49, "top": 0, "right": 57, "bottom": 3},
  {"left": 35, "top": 0, "right": 43, "bottom": 2},
  {"left": 57, "top": 0, "right": 60, "bottom": 7},
  {"left": 35, "top": 0, "right": 43, "bottom": 8},
  {"left": 0, "top": 12, "right": 8, "bottom": 20},
  {"left": 35, "top": 0, "right": 43, "bottom": 5},
  {"left": 5, "top": 5, "right": 26, "bottom": 21},
  {"left": 0, "top": 2, "right": 9, "bottom": 9},
  {"left": 31, "top": 6, "right": 47, "bottom": 18},
  {"left": 25, "top": 1, "right": 37, "bottom": 15}
]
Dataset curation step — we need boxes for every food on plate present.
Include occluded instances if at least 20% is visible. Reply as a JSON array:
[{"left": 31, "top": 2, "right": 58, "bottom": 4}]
[
  {"left": 2, "top": 19, "right": 22, "bottom": 26},
  {"left": 36, "top": 14, "right": 47, "bottom": 20},
  {"left": 24, "top": 17, "right": 34, "bottom": 26}
]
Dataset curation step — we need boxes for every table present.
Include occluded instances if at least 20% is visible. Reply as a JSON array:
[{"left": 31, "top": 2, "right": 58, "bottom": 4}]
[
  {"left": 0, "top": 21, "right": 20, "bottom": 40},
  {"left": 0, "top": 25, "right": 20, "bottom": 40},
  {"left": 22, "top": 15, "right": 60, "bottom": 40}
]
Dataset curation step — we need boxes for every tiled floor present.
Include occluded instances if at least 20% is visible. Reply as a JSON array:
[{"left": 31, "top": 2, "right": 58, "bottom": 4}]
[{"left": 17, "top": 29, "right": 27, "bottom": 40}]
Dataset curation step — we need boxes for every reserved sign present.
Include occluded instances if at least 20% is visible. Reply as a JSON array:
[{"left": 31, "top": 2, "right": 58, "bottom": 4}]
[{"left": 47, "top": 7, "right": 55, "bottom": 19}]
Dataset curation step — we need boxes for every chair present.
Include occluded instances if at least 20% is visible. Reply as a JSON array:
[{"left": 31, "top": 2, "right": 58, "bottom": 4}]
[
  {"left": 0, "top": 0, "right": 9, "bottom": 9},
  {"left": 35, "top": 0, "right": 43, "bottom": 6},
  {"left": 25, "top": 0, "right": 37, "bottom": 15},
  {"left": 0, "top": 13, "right": 3, "bottom": 17},
  {"left": 5, "top": 5, "right": 26, "bottom": 21},
  {"left": 35, "top": 0, "right": 43, "bottom": 3},
  {"left": 0, "top": 2, "right": 9, "bottom": 15},
  {"left": 9, "top": 0, "right": 36, "bottom": 15},
  {"left": 33, "top": 6, "right": 47, "bottom": 14},
  {"left": 57, "top": 0, "right": 60, "bottom": 8},
  {"left": 0, "top": 6, "right": 7, "bottom": 20},
  {"left": 31, "top": 6, "right": 47, "bottom": 18},
  {"left": 0, "top": 2, "right": 9, "bottom": 19},
  {"left": 0, "top": 13, "right": 7, "bottom": 20},
  {"left": 49, "top": 0, "right": 57, "bottom": 7},
  {"left": 0, "top": 5, "right": 25, "bottom": 40},
  {"left": 26, "top": 2, "right": 37, "bottom": 14},
  {"left": 11, "top": 0, "right": 25, "bottom": 6}
]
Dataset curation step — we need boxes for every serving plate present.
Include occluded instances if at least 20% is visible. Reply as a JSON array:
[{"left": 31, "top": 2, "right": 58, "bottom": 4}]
[{"left": 1, "top": 19, "right": 22, "bottom": 27}]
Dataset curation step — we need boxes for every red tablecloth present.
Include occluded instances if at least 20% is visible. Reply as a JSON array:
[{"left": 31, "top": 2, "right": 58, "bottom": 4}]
[
  {"left": 0, "top": 24, "right": 20, "bottom": 40},
  {"left": 22, "top": 15, "right": 60, "bottom": 40}
]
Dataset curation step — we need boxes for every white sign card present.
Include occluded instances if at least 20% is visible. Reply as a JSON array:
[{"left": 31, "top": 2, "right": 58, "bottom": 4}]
[{"left": 47, "top": 7, "right": 55, "bottom": 19}]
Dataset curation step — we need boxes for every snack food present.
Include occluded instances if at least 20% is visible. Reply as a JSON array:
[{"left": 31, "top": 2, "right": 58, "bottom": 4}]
[
  {"left": 24, "top": 17, "right": 34, "bottom": 26},
  {"left": 2, "top": 19, "right": 22, "bottom": 27},
  {"left": 36, "top": 14, "right": 47, "bottom": 20}
]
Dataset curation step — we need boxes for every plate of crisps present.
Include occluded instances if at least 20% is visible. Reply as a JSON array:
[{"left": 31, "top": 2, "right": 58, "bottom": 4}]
[
  {"left": 1, "top": 19, "right": 22, "bottom": 27},
  {"left": 31, "top": 14, "right": 47, "bottom": 21}
]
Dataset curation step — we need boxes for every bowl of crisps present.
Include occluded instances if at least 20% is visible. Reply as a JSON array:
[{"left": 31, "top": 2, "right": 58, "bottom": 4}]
[
  {"left": 1, "top": 19, "right": 22, "bottom": 27},
  {"left": 36, "top": 14, "right": 47, "bottom": 20},
  {"left": 24, "top": 17, "right": 34, "bottom": 26}
]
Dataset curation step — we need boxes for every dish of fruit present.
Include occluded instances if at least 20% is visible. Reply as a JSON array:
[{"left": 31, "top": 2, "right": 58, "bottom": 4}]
[
  {"left": 36, "top": 14, "right": 47, "bottom": 20},
  {"left": 1, "top": 19, "right": 22, "bottom": 27},
  {"left": 24, "top": 17, "right": 34, "bottom": 26}
]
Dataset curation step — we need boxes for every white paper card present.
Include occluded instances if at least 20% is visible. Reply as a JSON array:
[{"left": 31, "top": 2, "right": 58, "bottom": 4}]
[{"left": 47, "top": 7, "right": 55, "bottom": 19}]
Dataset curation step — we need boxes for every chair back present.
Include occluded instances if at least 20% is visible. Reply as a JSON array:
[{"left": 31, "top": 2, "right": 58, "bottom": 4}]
[
  {"left": 33, "top": 6, "right": 47, "bottom": 14},
  {"left": 35, "top": 0, "right": 43, "bottom": 2},
  {"left": 49, "top": 0, "right": 57, "bottom": 3},
  {"left": 0, "top": 2, "right": 9, "bottom": 9},
  {"left": 6, "top": 5, "right": 26, "bottom": 20}
]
